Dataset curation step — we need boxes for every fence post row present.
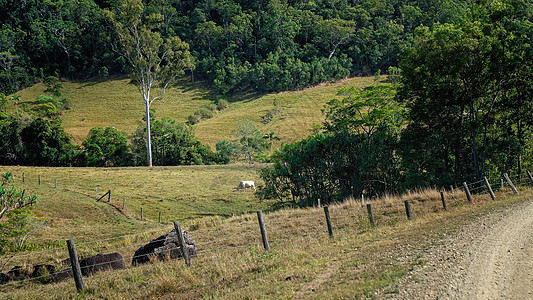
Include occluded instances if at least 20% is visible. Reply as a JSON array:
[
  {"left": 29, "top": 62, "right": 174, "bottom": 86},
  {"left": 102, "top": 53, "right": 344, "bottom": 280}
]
[
  {"left": 483, "top": 176, "right": 496, "bottom": 200},
  {"left": 66, "top": 239, "right": 85, "bottom": 292},
  {"left": 256, "top": 210, "right": 270, "bottom": 251},
  {"left": 173, "top": 221, "right": 191, "bottom": 266},
  {"left": 503, "top": 173, "right": 518, "bottom": 194},
  {"left": 324, "top": 206, "right": 333, "bottom": 238},
  {"left": 404, "top": 200, "right": 412, "bottom": 220},
  {"left": 440, "top": 191, "right": 447, "bottom": 210},
  {"left": 366, "top": 203, "right": 374, "bottom": 227},
  {"left": 463, "top": 182, "right": 473, "bottom": 202}
]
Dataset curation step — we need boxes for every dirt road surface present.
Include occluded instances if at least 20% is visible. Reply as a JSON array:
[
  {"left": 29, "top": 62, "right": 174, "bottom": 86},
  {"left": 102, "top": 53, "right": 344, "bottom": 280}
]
[{"left": 394, "top": 199, "right": 533, "bottom": 299}]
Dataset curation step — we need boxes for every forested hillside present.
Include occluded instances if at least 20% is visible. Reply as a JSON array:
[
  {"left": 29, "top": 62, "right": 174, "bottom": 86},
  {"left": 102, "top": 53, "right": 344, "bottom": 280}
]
[{"left": 0, "top": 0, "right": 472, "bottom": 95}]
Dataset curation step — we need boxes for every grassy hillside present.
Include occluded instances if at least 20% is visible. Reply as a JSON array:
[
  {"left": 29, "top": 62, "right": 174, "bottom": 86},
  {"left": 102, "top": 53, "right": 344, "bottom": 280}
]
[
  {"left": 0, "top": 164, "right": 530, "bottom": 298},
  {"left": 12, "top": 76, "right": 377, "bottom": 147},
  {"left": 0, "top": 165, "right": 274, "bottom": 246}
]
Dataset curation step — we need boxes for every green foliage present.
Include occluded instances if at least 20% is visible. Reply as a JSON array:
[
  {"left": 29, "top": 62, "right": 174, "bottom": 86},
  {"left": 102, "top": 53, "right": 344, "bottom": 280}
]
[
  {"left": 215, "top": 140, "right": 238, "bottom": 164},
  {"left": 82, "top": 127, "right": 133, "bottom": 167},
  {"left": 19, "top": 118, "right": 77, "bottom": 166},
  {"left": 0, "top": 0, "right": 474, "bottom": 95},
  {"left": 132, "top": 116, "right": 220, "bottom": 166},
  {"left": 43, "top": 76, "right": 63, "bottom": 97},
  {"left": 31, "top": 102, "right": 58, "bottom": 118},
  {"left": 258, "top": 130, "right": 400, "bottom": 205},
  {"left": 0, "top": 93, "right": 8, "bottom": 120},
  {"left": 216, "top": 99, "right": 229, "bottom": 111},
  {"left": 399, "top": 1, "right": 533, "bottom": 185},
  {"left": 0, "top": 207, "right": 48, "bottom": 252},
  {"left": 233, "top": 120, "right": 268, "bottom": 164},
  {"left": 0, "top": 172, "right": 37, "bottom": 221},
  {"left": 323, "top": 84, "right": 404, "bottom": 137}
]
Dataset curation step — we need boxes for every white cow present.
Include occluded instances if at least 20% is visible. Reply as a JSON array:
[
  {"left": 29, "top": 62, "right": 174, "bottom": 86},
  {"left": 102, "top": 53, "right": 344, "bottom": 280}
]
[{"left": 236, "top": 181, "right": 256, "bottom": 192}]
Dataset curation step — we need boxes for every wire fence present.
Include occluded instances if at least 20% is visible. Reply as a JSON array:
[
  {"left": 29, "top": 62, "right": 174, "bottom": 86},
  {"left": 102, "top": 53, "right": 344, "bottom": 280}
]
[{"left": 1, "top": 170, "right": 532, "bottom": 291}]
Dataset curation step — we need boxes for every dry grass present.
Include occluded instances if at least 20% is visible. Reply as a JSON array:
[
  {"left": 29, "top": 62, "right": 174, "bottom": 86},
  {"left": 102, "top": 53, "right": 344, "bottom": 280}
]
[
  {"left": 10, "top": 76, "right": 377, "bottom": 148},
  {"left": 1, "top": 178, "right": 531, "bottom": 299}
]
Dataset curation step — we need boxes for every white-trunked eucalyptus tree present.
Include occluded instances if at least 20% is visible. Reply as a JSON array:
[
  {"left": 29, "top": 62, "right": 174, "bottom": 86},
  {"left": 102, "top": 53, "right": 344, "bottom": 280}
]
[{"left": 105, "top": 0, "right": 194, "bottom": 166}]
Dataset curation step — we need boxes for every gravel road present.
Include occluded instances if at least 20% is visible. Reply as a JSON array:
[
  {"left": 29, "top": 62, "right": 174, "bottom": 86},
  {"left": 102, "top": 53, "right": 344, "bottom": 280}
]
[{"left": 393, "top": 199, "right": 533, "bottom": 299}]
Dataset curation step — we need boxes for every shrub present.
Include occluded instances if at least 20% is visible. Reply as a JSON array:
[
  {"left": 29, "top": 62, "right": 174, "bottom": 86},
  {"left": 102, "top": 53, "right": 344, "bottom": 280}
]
[
  {"left": 206, "top": 103, "right": 217, "bottom": 112},
  {"left": 187, "top": 114, "right": 201, "bottom": 125},
  {"left": 194, "top": 107, "right": 214, "bottom": 119},
  {"left": 216, "top": 99, "right": 229, "bottom": 111}
]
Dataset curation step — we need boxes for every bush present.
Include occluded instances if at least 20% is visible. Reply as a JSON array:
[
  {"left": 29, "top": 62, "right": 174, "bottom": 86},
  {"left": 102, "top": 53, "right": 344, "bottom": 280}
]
[
  {"left": 194, "top": 107, "right": 214, "bottom": 119},
  {"left": 216, "top": 99, "right": 229, "bottom": 111},
  {"left": 133, "top": 116, "right": 221, "bottom": 165},
  {"left": 82, "top": 127, "right": 133, "bottom": 167},
  {"left": 32, "top": 102, "right": 58, "bottom": 117},
  {"left": 206, "top": 103, "right": 217, "bottom": 112},
  {"left": 187, "top": 114, "right": 201, "bottom": 125}
]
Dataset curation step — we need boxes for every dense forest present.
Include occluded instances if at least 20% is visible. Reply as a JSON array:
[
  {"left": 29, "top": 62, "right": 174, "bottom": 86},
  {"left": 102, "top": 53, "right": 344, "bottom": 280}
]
[{"left": 1, "top": 0, "right": 473, "bottom": 95}]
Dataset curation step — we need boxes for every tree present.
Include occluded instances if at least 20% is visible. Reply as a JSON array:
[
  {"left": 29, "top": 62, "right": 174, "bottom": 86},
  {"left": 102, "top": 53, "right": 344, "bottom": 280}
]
[
  {"left": 132, "top": 115, "right": 218, "bottom": 166},
  {"left": 233, "top": 120, "right": 267, "bottom": 164},
  {"left": 263, "top": 131, "right": 279, "bottom": 155},
  {"left": 0, "top": 173, "right": 36, "bottom": 220},
  {"left": 323, "top": 84, "right": 404, "bottom": 138},
  {"left": 82, "top": 127, "right": 132, "bottom": 167},
  {"left": 105, "top": 0, "right": 194, "bottom": 166},
  {"left": 314, "top": 18, "right": 355, "bottom": 60},
  {"left": 399, "top": 1, "right": 533, "bottom": 184}
]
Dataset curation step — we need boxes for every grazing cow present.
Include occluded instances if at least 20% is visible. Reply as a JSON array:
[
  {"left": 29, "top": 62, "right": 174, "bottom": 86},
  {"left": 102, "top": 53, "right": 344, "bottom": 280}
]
[{"left": 236, "top": 181, "right": 256, "bottom": 191}]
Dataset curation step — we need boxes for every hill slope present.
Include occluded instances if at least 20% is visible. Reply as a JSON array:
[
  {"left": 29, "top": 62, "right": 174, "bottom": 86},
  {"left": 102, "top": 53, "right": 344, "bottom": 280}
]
[{"left": 12, "top": 76, "right": 377, "bottom": 147}]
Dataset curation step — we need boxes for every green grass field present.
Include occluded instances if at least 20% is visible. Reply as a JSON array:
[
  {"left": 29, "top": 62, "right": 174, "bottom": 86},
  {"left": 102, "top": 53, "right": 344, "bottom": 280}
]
[{"left": 11, "top": 76, "right": 378, "bottom": 148}]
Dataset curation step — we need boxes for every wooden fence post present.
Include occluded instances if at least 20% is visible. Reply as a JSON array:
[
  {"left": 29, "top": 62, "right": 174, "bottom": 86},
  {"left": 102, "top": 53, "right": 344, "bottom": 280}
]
[
  {"left": 95, "top": 187, "right": 98, "bottom": 198},
  {"left": 173, "top": 221, "right": 191, "bottom": 266},
  {"left": 55, "top": 178, "right": 57, "bottom": 188},
  {"left": 527, "top": 170, "right": 533, "bottom": 185},
  {"left": 108, "top": 190, "right": 111, "bottom": 202},
  {"left": 22, "top": 172, "right": 24, "bottom": 183},
  {"left": 440, "top": 191, "right": 447, "bottom": 210},
  {"left": 141, "top": 207, "right": 143, "bottom": 221},
  {"left": 504, "top": 173, "right": 518, "bottom": 194},
  {"left": 324, "top": 206, "right": 333, "bottom": 238},
  {"left": 38, "top": 175, "right": 41, "bottom": 185},
  {"left": 463, "top": 182, "right": 473, "bottom": 202},
  {"left": 449, "top": 185, "right": 454, "bottom": 193},
  {"left": 256, "top": 210, "right": 270, "bottom": 250},
  {"left": 501, "top": 178, "right": 504, "bottom": 189},
  {"left": 66, "top": 239, "right": 85, "bottom": 292},
  {"left": 159, "top": 212, "right": 161, "bottom": 223},
  {"left": 404, "top": 200, "right": 412, "bottom": 220},
  {"left": 366, "top": 203, "right": 374, "bottom": 227},
  {"left": 484, "top": 177, "right": 495, "bottom": 200},
  {"left": 122, "top": 198, "right": 125, "bottom": 210}
]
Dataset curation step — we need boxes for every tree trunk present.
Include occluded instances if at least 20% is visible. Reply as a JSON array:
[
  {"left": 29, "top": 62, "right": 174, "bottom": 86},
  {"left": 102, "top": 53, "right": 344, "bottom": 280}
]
[{"left": 145, "top": 101, "right": 153, "bottom": 167}]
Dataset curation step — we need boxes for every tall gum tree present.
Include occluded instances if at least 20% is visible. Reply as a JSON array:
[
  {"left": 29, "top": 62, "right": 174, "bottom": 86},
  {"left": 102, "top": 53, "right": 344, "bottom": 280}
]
[{"left": 105, "top": 0, "right": 193, "bottom": 166}]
